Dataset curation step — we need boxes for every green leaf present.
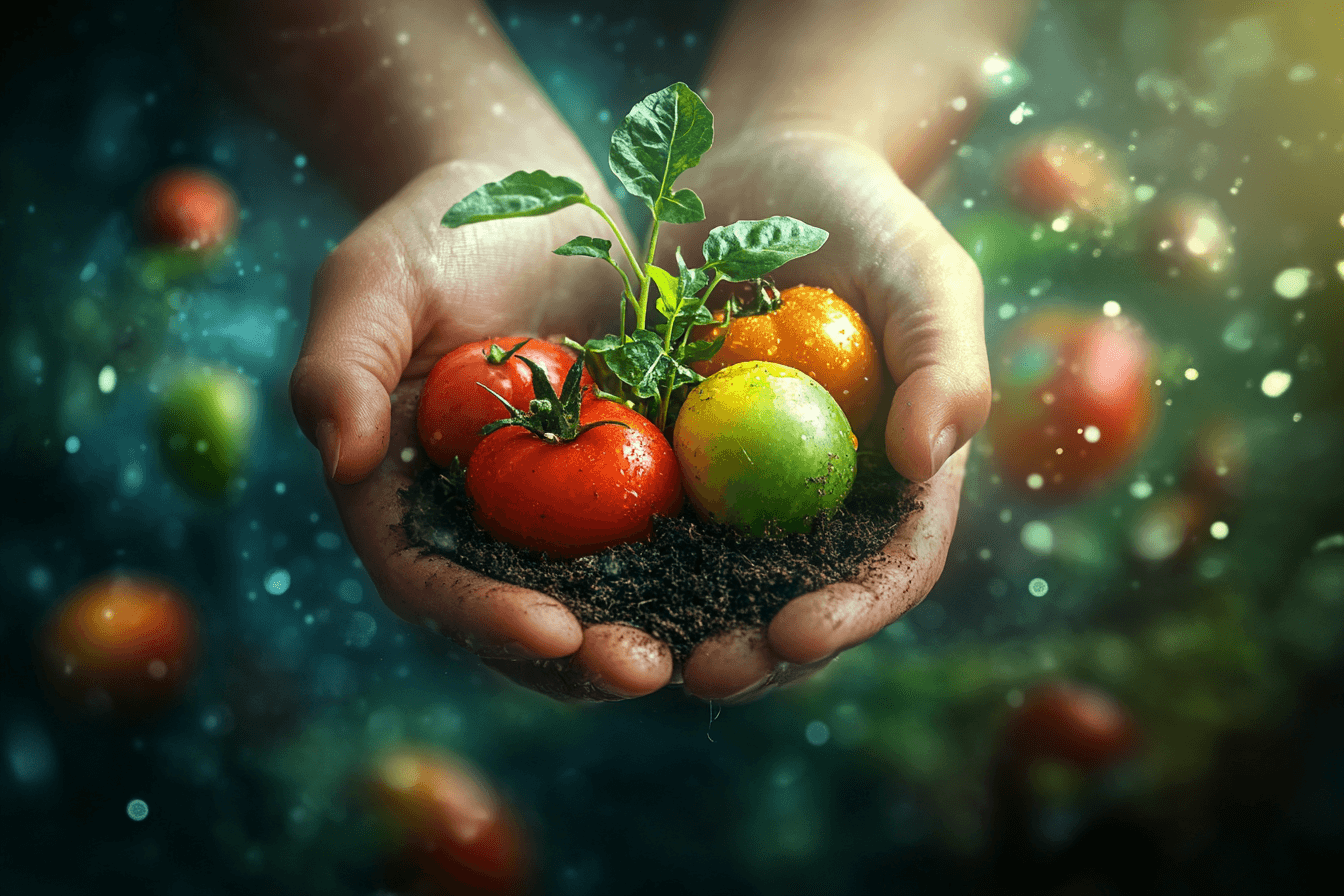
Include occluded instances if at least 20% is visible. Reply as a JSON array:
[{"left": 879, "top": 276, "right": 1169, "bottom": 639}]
[
  {"left": 679, "top": 334, "right": 725, "bottom": 363},
  {"left": 702, "top": 216, "right": 829, "bottom": 281},
  {"left": 603, "top": 331, "right": 700, "bottom": 399},
  {"left": 442, "top": 170, "right": 586, "bottom": 227},
  {"left": 676, "top": 248, "right": 709, "bottom": 299},
  {"left": 554, "top": 235, "right": 612, "bottom": 260},
  {"left": 609, "top": 83, "right": 713, "bottom": 224},
  {"left": 647, "top": 263, "right": 681, "bottom": 321}
]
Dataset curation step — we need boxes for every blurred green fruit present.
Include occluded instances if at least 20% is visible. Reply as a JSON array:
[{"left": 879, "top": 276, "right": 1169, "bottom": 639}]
[{"left": 156, "top": 365, "right": 257, "bottom": 499}]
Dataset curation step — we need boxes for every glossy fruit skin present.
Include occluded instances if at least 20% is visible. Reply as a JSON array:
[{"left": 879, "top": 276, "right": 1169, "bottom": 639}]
[
  {"left": 466, "top": 399, "right": 683, "bottom": 558},
  {"left": 987, "top": 307, "right": 1157, "bottom": 499},
  {"left": 1007, "top": 128, "right": 1133, "bottom": 229},
  {"left": 1004, "top": 681, "right": 1139, "bottom": 772},
  {"left": 157, "top": 365, "right": 257, "bottom": 500},
  {"left": 39, "top": 572, "right": 199, "bottom": 718},
  {"left": 692, "top": 285, "right": 883, "bottom": 434},
  {"left": 366, "top": 746, "right": 532, "bottom": 896},
  {"left": 674, "top": 361, "right": 857, "bottom": 537},
  {"left": 418, "top": 338, "right": 592, "bottom": 467},
  {"left": 139, "top": 167, "right": 238, "bottom": 251}
]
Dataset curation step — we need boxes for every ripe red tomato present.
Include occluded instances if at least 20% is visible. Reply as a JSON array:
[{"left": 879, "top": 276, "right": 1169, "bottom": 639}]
[
  {"left": 39, "top": 572, "right": 199, "bottom": 718},
  {"left": 139, "top": 167, "right": 238, "bottom": 251},
  {"left": 366, "top": 746, "right": 532, "bottom": 896},
  {"left": 418, "top": 338, "right": 592, "bottom": 467},
  {"left": 1006, "top": 127, "right": 1133, "bottom": 229},
  {"left": 987, "top": 307, "right": 1157, "bottom": 498},
  {"left": 692, "top": 285, "right": 883, "bottom": 434},
  {"left": 467, "top": 399, "right": 683, "bottom": 558},
  {"left": 1004, "top": 681, "right": 1140, "bottom": 772}
]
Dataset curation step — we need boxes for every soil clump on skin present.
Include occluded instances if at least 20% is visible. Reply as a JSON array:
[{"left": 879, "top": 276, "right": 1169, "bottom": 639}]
[{"left": 400, "top": 459, "right": 920, "bottom": 662}]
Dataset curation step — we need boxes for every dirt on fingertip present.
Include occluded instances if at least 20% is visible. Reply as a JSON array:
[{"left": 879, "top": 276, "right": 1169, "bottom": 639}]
[{"left": 399, "top": 456, "right": 920, "bottom": 662}]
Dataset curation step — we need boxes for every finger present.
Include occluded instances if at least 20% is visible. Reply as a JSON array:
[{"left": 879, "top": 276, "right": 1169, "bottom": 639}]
[
  {"left": 682, "top": 627, "right": 784, "bottom": 703},
  {"left": 568, "top": 624, "right": 674, "bottom": 699},
  {"left": 477, "top": 657, "right": 629, "bottom": 704},
  {"left": 868, "top": 187, "right": 991, "bottom": 482},
  {"left": 768, "top": 445, "right": 968, "bottom": 664},
  {"left": 291, "top": 224, "right": 417, "bottom": 485},
  {"left": 331, "top": 381, "right": 584, "bottom": 660}
]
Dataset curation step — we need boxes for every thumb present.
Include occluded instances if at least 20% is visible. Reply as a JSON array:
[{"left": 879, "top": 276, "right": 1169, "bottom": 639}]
[
  {"left": 290, "top": 230, "right": 416, "bottom": 484},
  {"left": 859, "top": 175, "right": 991, "bottom": 481}
]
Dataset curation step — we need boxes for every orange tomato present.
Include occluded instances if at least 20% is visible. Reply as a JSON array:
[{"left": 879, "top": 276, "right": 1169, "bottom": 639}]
[
  {"left": 39, "top": 572, "right": 199, "bottom": 718},
  {"left": 366, "top": 747, "right": 533, "bottom": 896},
  {"left": 139, "top": 167, "right": 238, "bottom": 251},
  {"left": 693, "top": 285, "right": 883, "bottom": 434}
]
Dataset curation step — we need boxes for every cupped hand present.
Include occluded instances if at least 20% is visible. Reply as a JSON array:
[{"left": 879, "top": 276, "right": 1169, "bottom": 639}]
[
  {"left": 656, "top": 126, "right": 991, "bottom": 702},
  {"left": 292, "top": 158, "right": 680, "bottom": 701}
]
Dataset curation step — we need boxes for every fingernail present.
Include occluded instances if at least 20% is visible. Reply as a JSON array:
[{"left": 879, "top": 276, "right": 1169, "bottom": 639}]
[
  {"left": 316, "top": 418, "right": 342, "bottom": 480},
  {"left": 930, "top": 424, "right": 957, "bottom": 477}
]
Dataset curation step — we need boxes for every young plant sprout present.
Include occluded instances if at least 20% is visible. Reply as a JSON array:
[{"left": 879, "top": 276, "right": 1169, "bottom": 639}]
[{"left": 442, "top": 82, "right": 829, "bottom": 432}]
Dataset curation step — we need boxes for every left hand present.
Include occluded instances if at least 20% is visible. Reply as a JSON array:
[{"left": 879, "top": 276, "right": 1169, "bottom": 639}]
[{"left": 658, "top": 125, "right": 991, "bottom": 702}]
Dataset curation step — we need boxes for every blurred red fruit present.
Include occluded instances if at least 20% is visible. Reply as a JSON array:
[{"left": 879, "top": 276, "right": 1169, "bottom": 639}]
[
  {"left": 1144, "top": 193, "right": 1236, "bottom": 286},
  {"left": 1007, "top": 127, "right": 1133, "bottom": 230},
  {"left": 366, "top": 746, "right": 533, "bottom": 896},
  {"left": 1005, "top": 681, "right": 1140, "bottom": 772},
  {"left": 139, "top": 167, "right": 238, "bottom": 251},
  {"left": 39, "top": 572, "right": 199, "bottom": 718},
  {"left": 988, "top": 307, "right": 1159, "bottom": 499}
]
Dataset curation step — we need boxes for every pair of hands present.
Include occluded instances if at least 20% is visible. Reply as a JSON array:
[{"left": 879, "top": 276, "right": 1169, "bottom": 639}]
[{"left": 292, "top": 121, "right": 989, "bottom": 703}]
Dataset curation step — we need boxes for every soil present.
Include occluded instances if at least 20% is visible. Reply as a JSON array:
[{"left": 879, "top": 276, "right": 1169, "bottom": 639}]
[{"left": 399, "top": 458, "right": 920, "bottom": 662}]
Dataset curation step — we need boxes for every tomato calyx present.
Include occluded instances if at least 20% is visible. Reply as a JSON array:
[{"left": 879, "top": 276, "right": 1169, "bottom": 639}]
[
  {"left": 722, "top": 277, "right": 782, "bottom": 320},
  {"left": 478, "top": 353, "right": 628, "bottom": 444},
  {"left": 483, "top": 339, "right": 531, "bottom": 365}
]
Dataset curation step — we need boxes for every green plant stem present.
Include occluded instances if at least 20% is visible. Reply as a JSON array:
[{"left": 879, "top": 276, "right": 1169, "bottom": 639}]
[
  {"left": 636, "top": 219, "right": 662, "bottom": 331},
  {"left": 656, "top": 376, "right": 674, "bottom": 431},
  {"left": 583, "top": 197, "right": 644, "bottom": 294},
  {"left": 604, "top": 260, "right": 635, "bottom": 341}
]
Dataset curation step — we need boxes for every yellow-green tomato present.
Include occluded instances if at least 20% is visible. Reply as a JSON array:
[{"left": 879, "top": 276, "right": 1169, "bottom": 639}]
[
  {"left": 157, "top": 365, "right": 257, "bottom": 500},
  {"left": 673, "top": 361, "right": 857, "bottom": 537}
]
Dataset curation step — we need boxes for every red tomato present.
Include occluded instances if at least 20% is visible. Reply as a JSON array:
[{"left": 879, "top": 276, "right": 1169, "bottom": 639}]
[
  {"left": 366, "top": 746, "right": 532, "bottom": 896},
  {"left": 467, "top": 399, "right": 683, "bottom": 558},
  {"left": 1144, "top": 193, "right": 1235, "bottom": 286},
  {"left": 1006, "top": 127, "right": 1133, "bottom": 229},
  {"left": 39, "top": 572, "right": 199, "bottom": 718},
  {"left": 418, "top": 338, "right": 592, "bottom": 467},
  {"left": 139, "top": 167, "right": 238, "bottom": 251},
  {"left": 1004, "top": 681, "right": 1140, "bottom": 772},
  {"left": 987, "top": 307, "right": 1157, "bottom": 499},
  {"left": 692, "top": 285, "right": 883, "bottom": 434}
]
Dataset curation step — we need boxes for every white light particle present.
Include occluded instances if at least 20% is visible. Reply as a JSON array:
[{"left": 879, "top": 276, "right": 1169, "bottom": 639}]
[
  {"left": 97, "top": 365, "right": 117, "bottom": 393},
  {"left": 1021, "top": 521, "right": 1054, "bottom": 555},
  {"left": 1273, "top": 267, "right": 1312, "bottom": 300},
  {"left": 1288, "top": 63, "right": 1317, "bottom": 82},
  {"left": 950, "top": 95, "right": 968, "bottom": 111},
  {"left": 395, "top": 31, "right": 409, "bottom": 45},
  {"left": 400, "top": 447, "right": 416, "bottom": 463},
  {"left": 1261, "top": 370, "right": 1292, "bottom": 398},
  {"left": 1028, "top": 577, "right": 1049, "bottom": 597},
  {"left": 294, "top": 154, "right": 307, "bottom": 169},
  {"left": 1102, "top": 300, "right": 1121, "bottom": 317},
  {"left": 1336, "top": 260, "right": 1344, "bottom": 281},
  {"left": 1083, "top": 425, "right": 1101, "bottom": 443},
  {"left": 1050, "top": 215, "right": 1070, "bottom": 232},
  {"left": 804, "top": 720, "right": 831, "bottom": 746},
  {"left": 264, "top": 568, "right": 291, "bottom": 596},
  {"left": 1026, "top": 473, "right": 1044, "bottom": 490},
  {"left": 1184, "top": 368, "right": 1199, "bottom": 381},
  {"left": 1130, "top": 479, "right": 1153, "bottom": 499},
  {"left": 127, "top": 799, "right": 149, "bottom": 821},
  {"left": 491, "top": 102, "right": 505, "bottom": 117},
  {"left": 1133, "top": 184, "right": 1156, "bottom": 203},
  {"left": 1210, "top": 521, "right": 1229, "bottom": 540},
  {"left": 64, "top": 436, "right": 80, "bottom": 454},
  {"left": 998, "top": 303, "right": 1017, "bottom": 320},
  {"left": 1008, "top": 102, "right": 1034, "bottom": 125},
  {"left": 982, "top": 56, "right": 1011, "bottom": 76},
  {"left": 274, "top": 482, "right": 286, "bottom": 494}
]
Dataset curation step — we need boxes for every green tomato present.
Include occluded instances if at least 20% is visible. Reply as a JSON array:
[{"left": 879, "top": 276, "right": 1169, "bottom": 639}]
[
  {"left": 156, "top": 365, "right": 257, "bottom": 500},
  {"left": 952, "top": 209, "right": 1072, "bottom": 282},
  {"left": 673, "top": 361, "right": 857, "bottom": 537}
]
